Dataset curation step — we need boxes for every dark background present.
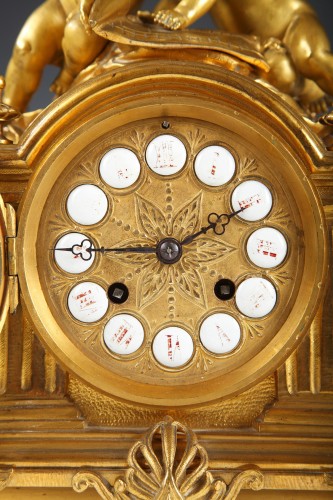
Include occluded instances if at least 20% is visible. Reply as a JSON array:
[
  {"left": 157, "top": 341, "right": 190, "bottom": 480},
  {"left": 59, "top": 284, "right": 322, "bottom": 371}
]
[{"left": 1, "top": 0, "right": 332, "bottom": 110}]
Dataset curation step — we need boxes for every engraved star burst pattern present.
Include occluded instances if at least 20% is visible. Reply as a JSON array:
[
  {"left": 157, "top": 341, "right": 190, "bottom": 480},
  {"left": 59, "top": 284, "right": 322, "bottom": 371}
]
[{"left": 109, "top": 193, "right": 236, "bottom": 309}]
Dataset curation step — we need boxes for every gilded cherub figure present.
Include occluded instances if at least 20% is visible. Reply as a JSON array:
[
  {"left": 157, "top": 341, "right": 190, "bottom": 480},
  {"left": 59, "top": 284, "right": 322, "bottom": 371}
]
[
  {"left": 4, "top": 0, "right": 142, "bottom": 112},
  {"left": 149, "top": 0, "right": 333, "bottom": 103},
  {"left": 4, "top": 0, "right": 217, "bottom": 112},
  {"left": 5, "top": 0, "right": 333, "bottom": 114},
  {"left": 212, "top": 0, "right": 333, "bottom": 103}
]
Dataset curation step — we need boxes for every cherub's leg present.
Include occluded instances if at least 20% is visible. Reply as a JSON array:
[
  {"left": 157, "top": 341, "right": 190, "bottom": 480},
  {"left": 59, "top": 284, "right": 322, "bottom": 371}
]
[
  {"left": 4, "top": 0, "right": 65, "bottom": 112},
  {"left": 285, "top": 13, "right": 333, "bottom": 96},
  {"left": 88, "top": 0, "right": 142, "bottom": 27},
  {"left": 52, "top": 13, "right": 106, "bottom": 95},
  {"left": 262, "top": 38, "right": 303, "bottom": 96}
]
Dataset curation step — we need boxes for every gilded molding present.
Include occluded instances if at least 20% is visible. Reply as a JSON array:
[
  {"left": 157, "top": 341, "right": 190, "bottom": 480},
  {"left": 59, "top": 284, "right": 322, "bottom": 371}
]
[
  {"left": 44, "top": 350, "right": 57, "bottom": 394},
  {"left": 310, "top": 300, "right": 323, "bottom": 395},
  {"left": 72, "top": 417, "right": 264, "bottom": 499},
  {"left": 0, "top": 318, "right": 8, "bottom": 395},
  {"left": 20, "top": 313, "right": 34, "bottom": 391},
  {"left": 285, "top": 350, "right": 298, "bottom": 395}
]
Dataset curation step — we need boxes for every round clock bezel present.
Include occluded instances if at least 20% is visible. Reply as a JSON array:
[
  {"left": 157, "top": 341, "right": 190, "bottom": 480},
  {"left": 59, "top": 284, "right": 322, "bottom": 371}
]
[{"left": 17, "top": 63, "right": 327, "bottom": 406}]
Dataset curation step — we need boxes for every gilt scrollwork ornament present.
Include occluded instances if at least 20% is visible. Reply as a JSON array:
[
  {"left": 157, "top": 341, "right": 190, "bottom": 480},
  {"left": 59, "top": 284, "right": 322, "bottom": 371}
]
[{"left": 72, "top": 417, "right": 264, "bottom": 499}]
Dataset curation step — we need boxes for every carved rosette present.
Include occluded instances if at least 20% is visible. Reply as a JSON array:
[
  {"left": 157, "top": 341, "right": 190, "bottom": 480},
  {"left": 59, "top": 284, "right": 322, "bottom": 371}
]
[
  {"left": 72, "top": 417, "right": 264, "bottom": 499},
  {"left": 108, "top": 192, "right": 235, "bottom": 310}
]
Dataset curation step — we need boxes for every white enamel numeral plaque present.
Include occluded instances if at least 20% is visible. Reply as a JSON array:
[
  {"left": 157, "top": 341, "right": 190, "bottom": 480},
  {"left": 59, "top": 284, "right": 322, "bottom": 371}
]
[
  {"left": 235, "top": 277, "right": 277, "bottom": 318},
  {"left": 200, "top": 313, "right": 241, "bottom": 354},
  {"left": 66, "top": 184, "right": 108, "bottom": 225},
  {"left": 247, "top": 227, "right": 288, "bottom": 268},
  {"left": 231, "top": 180, "right": 273, "bottom": 221},
  {"left": 99, "top": 147, "right": 141, "bottom": 188},
  {"left": 54, "top": 232, "right": 95, "bottom": 274},
  {"left": 104, "top": 314, "right": 145, "bottom": 355},
  {"left": 152, "top": 327, "right": 194, "bottom": 368},
  {"left": 68, "top": 281, "right": 108, "bottom": 323},
  {"left": 194, "top": 145, "right": 235, "bottom": 186},
  {"left": 146, "top": 135, "right": 187, "bottom": 176}
]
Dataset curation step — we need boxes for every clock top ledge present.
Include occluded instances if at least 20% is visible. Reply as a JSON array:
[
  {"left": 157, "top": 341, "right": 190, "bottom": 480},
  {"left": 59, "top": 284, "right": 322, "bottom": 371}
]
[{"left": 5, "top": 60, "right": 328, "bottom": 407}]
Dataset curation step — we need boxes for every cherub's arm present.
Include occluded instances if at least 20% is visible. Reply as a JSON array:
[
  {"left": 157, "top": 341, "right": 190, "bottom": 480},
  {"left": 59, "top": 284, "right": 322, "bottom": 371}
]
[
  {"left": 80, "top": 0, "right": 95, "bottom": 31},
  {"left": 154, "top": 0, "right": 216, "bottom": 30}
]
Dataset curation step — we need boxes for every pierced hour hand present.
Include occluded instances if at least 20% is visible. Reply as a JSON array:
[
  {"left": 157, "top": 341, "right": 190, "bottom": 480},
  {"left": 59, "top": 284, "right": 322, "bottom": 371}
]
[
  {"left": 54, "top": 238, "right": 156, "bottom": 261},
  {"left": 181, "top": 207, "right": 245, "bottom": 246}
]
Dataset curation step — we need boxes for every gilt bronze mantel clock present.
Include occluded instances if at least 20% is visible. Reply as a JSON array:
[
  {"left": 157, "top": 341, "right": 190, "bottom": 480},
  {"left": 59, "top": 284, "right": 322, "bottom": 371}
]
[{"left": 0, "top": 1, "right": 332, "bottom": 498}]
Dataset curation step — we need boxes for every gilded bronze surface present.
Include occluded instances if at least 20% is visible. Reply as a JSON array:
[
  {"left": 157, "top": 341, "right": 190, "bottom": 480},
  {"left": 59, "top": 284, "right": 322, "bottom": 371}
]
[
  {"left": 68, "top": 375, "right": 276, "bottom": 427},
  {"left": 16, "top": 65, "right": 327, "bottom": 406},
  {"left": 0, "top": 2, "right": 332, "bottom": 497},
  {"left": 4, "top": 0, "right": 333, "bottom": 115},
  {"left": 72, "top": 417, "right": 264, "bottom": 498}
]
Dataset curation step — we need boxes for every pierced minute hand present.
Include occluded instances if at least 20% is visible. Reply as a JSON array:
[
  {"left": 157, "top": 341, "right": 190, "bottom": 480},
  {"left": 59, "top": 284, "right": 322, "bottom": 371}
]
[
  {"left": 181, "top": 207, "right": 245, "bottom": 246},
  {"left": 53, "top": 239, "right": 156, "bottom": 261},
  {"left": 104, "top": 246, "right": 156, "bottom": 254}
]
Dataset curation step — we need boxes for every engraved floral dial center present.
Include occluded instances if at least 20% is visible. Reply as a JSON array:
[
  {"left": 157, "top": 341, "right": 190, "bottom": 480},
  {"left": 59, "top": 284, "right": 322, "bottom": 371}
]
[{"left": 156, "top": 238, "right": 183, "bottom": 264}]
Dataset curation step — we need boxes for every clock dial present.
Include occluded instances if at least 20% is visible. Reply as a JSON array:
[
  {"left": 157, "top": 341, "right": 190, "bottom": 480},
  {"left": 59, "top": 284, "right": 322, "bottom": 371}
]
[
  {"left": 41, "top": 117, "right": 300, "bottom": 385},
  {"left": 17, "top": 70, "right": 326, "bottom": 406}
]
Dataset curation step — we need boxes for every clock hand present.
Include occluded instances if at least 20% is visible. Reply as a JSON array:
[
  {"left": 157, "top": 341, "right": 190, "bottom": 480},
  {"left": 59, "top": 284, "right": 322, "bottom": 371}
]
[
  {"left": 181, "top": 207, "right": 245, "bottom": 245},
  {"left": 53, "top": 238, "right": 156, "bottom": 261},
  {"left": 54, "top": 207, "right": 245, "bottom": 261}
]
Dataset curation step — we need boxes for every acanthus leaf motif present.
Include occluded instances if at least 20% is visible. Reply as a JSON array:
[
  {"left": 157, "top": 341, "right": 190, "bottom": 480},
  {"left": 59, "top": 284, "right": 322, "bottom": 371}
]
[
  {"left": 185, "top": 237, "right": 236, "bottom": 264},
  {"left": 137, "top": 259, "right": 169, "bottom": 309},
  {"left": 111, "top": 191, "right": 233, "bottom": 311},
  {"left": 136, "top": 193, "right": 168, "bottom": 240},
  {"left": 172, "top": 192, "right": 202, "bottom": 242},
  {"left": 71, "top": 418, "right": 264, "bottom": 499},
  {"left": 172, "top": 261, "right": 207, "bottom": 309}
]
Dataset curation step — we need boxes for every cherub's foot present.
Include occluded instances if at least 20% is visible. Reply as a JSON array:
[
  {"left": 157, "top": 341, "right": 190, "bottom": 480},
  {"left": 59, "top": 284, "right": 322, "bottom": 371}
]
[
  {"left": 153, "top": 9, "right": 188, "bottom": 30},
  {"left": 301, "top": 94, "right": 333, "bottom": 117},
  {"left": 50, "top": 70, "right": 74, "bottom": 95}
]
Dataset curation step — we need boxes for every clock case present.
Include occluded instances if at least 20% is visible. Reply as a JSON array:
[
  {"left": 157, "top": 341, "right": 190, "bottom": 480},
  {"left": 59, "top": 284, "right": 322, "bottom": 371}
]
[{"left": 0, "top": 60, "right": 332, "bottom": 497}]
